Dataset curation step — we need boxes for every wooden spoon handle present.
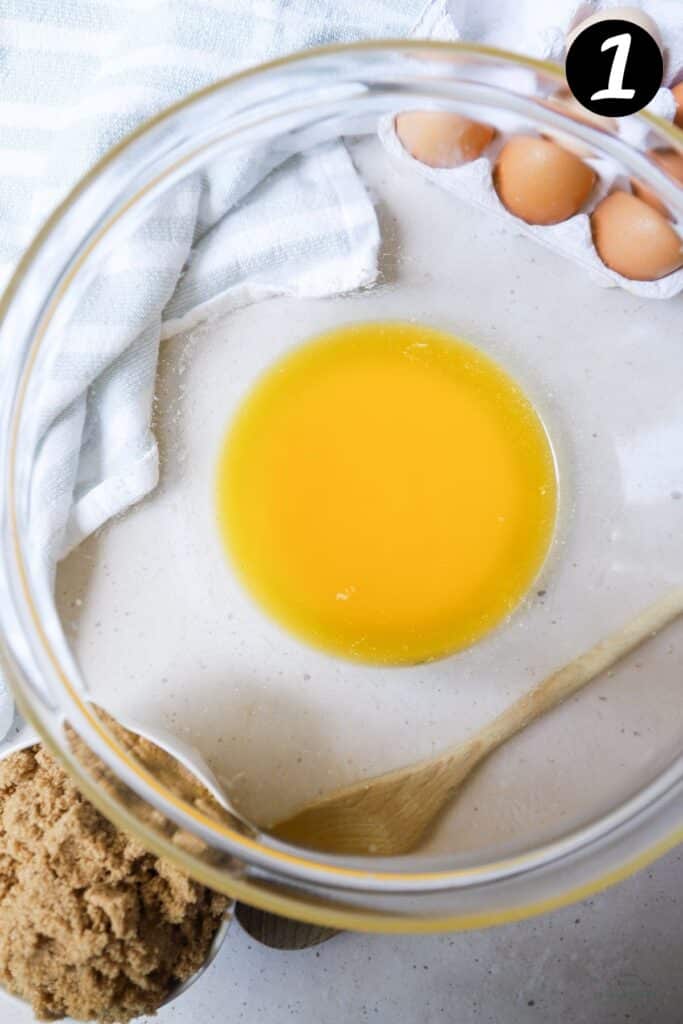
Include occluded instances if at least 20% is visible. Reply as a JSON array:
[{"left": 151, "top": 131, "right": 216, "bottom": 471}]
[{"left": 479, "top": 588, "right": 683, "bottom": 756}]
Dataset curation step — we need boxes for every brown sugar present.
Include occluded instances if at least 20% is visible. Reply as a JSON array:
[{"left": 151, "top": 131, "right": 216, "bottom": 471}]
[{"left": 0, "top": 743, "right": 229, "bottom": 1022}]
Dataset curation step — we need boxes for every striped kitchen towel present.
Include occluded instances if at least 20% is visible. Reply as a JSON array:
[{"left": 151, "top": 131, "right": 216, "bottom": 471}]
[{"left": 0, "top": 0, "right": 456, "bottom": 736}]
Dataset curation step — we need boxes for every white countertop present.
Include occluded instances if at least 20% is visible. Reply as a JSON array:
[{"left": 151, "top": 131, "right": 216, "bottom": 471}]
[
  {"left": 3, "top": 845, "right": 682, "bottom": 1024},
  {"left": 5, "top": 140, "right": 683, "bottom": 1024},
  {"left": 175, "top": 850, "right": 683, "bottom": 1023}
]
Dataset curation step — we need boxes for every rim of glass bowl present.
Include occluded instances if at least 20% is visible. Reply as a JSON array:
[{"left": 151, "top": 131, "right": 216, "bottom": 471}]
[{"left": 1, "top": 42, "right": 682, "bottom": 931}]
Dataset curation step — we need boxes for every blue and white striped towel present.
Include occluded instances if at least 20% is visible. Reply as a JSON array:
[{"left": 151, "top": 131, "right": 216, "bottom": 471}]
[
  {"left": 4, "top": 0, "right": 679, "bottom": 740},
  {"left": 0, "top": 0, "right": 456, "bottom": 737}
]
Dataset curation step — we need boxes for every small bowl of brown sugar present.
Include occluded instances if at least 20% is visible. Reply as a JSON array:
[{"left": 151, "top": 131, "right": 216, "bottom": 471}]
[{"left": 0, "top": 735, "right": 232, "bottom": 1023}]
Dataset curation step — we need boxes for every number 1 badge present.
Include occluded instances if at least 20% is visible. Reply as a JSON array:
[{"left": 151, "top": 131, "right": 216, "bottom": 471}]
[{"left": 566, "top": 6, "right": 664, "bottom": 117}]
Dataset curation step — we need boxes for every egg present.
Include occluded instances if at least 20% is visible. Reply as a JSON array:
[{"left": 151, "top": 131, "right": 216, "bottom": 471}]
[
  {"left": 566, "top": 7, "right": 663, "bottom": 53},
  {"left": 591, "top": 190, "right": 683, "bottom": 280},
  {"left": 395, "top": 111, "right": 495, "bottom": 168},
  {"left": 631, "top": 149, "right": 683, "bottom": 218},
  {"left": 673, "top": 82, "right": 683, "bottom": 129},
  {"left": 494, "top": 136, "right": 596, "bottom": 225}
]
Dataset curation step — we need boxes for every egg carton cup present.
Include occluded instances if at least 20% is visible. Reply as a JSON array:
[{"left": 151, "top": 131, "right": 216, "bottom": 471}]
[{"left": 379, "top": 84, "right": 683, "bottom": 301}]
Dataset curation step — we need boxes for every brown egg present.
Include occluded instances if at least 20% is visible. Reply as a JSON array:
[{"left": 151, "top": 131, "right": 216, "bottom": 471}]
[
  {"left": 673, "top": 82, "right": 683, "bottom": 130},
  {"left": 631, "top": 149, "right": 683, "bottom": 217},
  {"left": 591, "top": 191, "right": 683, "bottom": 280},
  {"left": 395, "top": 111, "right": 495, "bottom": 168},
  {"left": 567, "top": 7, "right": 662, "bottom": 52},
  {"left": 494, "top": 136, "right": 596, "bottom": 225}
]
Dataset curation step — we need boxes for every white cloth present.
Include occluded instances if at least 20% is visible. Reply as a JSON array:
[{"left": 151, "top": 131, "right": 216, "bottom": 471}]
[
  {"left": 0, "top": 0, "right": 455, "bottom": 736},
  {"left": 0, "top": 0, "right": 681, "bottom": 738},
  {"left": 450, "top": 0, "right": 683, "bottom": 75}
]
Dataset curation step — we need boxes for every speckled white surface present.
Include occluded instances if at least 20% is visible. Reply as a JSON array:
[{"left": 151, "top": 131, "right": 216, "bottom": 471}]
[
  {"left": 1, "top": 847, "right": 682, "bottom": 1024},
  {"left": 54, "top": 139, "right": 683, "bottom": 858},
  {"left": 8, "top": 138, "right": 682, "bottom": 1022}
]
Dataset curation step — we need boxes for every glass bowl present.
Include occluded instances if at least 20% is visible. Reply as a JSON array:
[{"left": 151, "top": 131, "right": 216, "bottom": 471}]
[{"left": 1, "top": 42, "right": 682, "bottom": 933}]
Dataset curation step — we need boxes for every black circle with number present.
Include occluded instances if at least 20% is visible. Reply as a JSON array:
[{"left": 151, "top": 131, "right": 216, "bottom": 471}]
[{"left": 565, "top": 18, "right": 663, "bottom": 117}]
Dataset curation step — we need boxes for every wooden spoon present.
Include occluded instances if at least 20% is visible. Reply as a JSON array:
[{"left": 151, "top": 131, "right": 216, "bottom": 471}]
[
  {"left": 270, "top": 589, "right": 683, "bottom": 857},
  {"left": 236, "top": 590, "right": 683, "bottom": 945}
]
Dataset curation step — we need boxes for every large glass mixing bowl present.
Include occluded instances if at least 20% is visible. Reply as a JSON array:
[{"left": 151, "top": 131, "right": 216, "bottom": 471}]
[{"left": 1, "top": 43, "right": 682, "bottom": 932}]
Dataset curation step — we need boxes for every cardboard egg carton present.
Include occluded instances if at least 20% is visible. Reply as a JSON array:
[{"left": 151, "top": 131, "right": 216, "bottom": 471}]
[{"left": 379, "top": 83, "right": 683, "bottom": 300}]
